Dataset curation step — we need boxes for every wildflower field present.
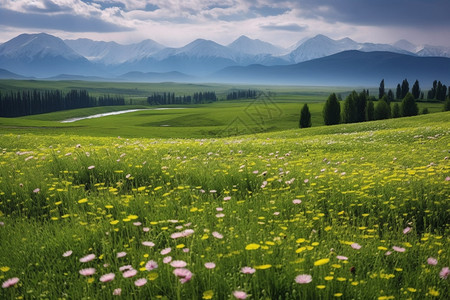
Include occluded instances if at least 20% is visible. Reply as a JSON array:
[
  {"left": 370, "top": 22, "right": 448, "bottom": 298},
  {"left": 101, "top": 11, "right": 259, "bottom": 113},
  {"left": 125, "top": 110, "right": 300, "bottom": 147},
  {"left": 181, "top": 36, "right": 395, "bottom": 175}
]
[{"left": 0, "top": 112, "right": 449, "bottom": 299}]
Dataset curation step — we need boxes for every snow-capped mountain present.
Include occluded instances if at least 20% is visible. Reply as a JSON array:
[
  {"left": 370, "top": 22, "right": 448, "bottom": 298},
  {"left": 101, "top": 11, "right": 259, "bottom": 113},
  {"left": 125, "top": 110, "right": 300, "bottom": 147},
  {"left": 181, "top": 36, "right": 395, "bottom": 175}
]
[
  {"left": 65, "top": 38, "right": 166, "bottom": 65},
  {"left": 0, "top": 33, "right": 95, "bottom": 77},
  {"left": 228, "top": 35, "right": 284, "bottom": 56},
  {"left": 417, "top": 45, "right": 450, "bottom": 58},
  {"left": 286, "top": 34, "right": 413, "bottom": 63},
  {"left": 393, "top": 39, "right": 420, "bottom": 53}
]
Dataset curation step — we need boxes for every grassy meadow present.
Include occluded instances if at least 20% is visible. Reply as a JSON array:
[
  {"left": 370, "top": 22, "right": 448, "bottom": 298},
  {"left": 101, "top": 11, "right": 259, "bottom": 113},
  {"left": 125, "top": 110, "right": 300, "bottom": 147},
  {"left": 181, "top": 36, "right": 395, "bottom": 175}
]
[{"left": 0, "top": 81, "right": 449, "bottom": 299}]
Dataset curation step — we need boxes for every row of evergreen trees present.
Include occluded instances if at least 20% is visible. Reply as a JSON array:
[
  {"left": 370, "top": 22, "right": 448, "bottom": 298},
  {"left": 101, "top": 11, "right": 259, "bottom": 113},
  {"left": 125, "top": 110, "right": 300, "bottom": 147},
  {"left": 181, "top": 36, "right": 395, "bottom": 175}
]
[
  {"left": 0, "top": 90, "right": 125, "bottom": 117},
  {"left": 379, "top": 79, "right": 449, "bottom": 101},
  {"left": 147, "top": 91, "right": 217, "bottom": 105},
  {"left": 226, "top": 90, "right": 259, "bottom": 100}
]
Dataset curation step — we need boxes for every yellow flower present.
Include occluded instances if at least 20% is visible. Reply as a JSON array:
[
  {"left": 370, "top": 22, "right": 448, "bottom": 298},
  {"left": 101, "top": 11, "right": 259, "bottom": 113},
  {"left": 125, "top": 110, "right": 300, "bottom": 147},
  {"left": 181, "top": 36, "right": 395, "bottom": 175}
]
[
  {"left": 254, "top": 264, "right": 272, "bottom": 269},
  {"left": 0, "top": 266, "right": 10, "bottom": 272},
  {"left": 78, "top": 198, "right": 88, "bottom": 204},
  {"left": 334, "top": 293, "right": 343, "bottom": 297},
  {"left": 245, "top": 243, "right": 260, "bottom": 250},
  {"left": 428, "top": 288, "right": 439, "bottom": 297},
  {"left": 148, "top": 273, "right": 158, "bottom": 281},
  {"left": 110, "top": 220, "right": 119, "bottom": 225},
  {"left": 314, "top": 258, "right": 330, "bottom": 266},
  {"left": 202, "top": 290, "right": 214, "bottom": 299},
  {"left": 316, "top": 285, "right": 326, "bottom": 289},
  {"left": 324, "top": 276, "right": 334, "bottom": 281}
]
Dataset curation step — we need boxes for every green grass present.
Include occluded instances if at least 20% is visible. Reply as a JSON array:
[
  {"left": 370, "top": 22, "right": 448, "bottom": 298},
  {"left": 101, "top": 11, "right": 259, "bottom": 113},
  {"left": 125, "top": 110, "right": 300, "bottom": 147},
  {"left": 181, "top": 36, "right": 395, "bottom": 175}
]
[{"left": 0, "top": 111, "right": 449, "bottom": 299}]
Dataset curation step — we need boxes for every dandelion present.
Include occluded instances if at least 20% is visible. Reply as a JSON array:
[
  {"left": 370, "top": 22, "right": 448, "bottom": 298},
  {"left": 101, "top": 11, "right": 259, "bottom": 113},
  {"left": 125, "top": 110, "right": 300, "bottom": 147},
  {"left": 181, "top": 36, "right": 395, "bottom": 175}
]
[
  {"left": 163, "top": 256, "right": 172, "bottom": 264},
  {"left": 161, "top": 247, "right": 172, "bottom": 255},
  {"left": 204, "top": 262, "right": 216, "bottom": 269},
  {"left": 80, "top": 254, "right": 96, "bottom": 263},
  {"left": 351, "top": 243, "right": 361, "bottom": 250},
  {"left": 203, "top": 290, "right": 214, "bottom": 299},
  {"left": 233, "top": 291, "right": 248, "bottom": 299},
  {"left": 117, "top": 252, "right": 127, "bottom": 258},
  {"left": 427, "top": 257, "right": 438, "bottom": 265},
  {"left": 336, "top": 255, "right": 348, "bottom": 261},
  {"left": 79, "top": 268, "right": 96, "bottom": 276},
  {"left": 439, "top": 267, "right": 449, "bottom": 279},
  {"left": 142, "top": 241, "right": 155, "bottom": 247},
  {"left": 63, "top": 250, "right": 73, "bottom": 257},
  {"left": 403, "top": 227, "right": 412, "bottom": 234},
  {"left": 134, "top": 278, "right": 147, "bottom": 287},
  {"left": 295, "top": 274, "right": 312, "bottom": 284},
  {"left": 292, "top": 199, "right": 302, "bottom": 204},
  {"left": 100, "top": 273, "right": 115, "bottom": 282},
  {"left": 145, "top": 260, "right": 158, "bottom": 271},
  {"left": 314, "top": 258, "right": 330, "bottom": 266},
  {"left": 113, "top": 288, "right": 122, "bottom": 296},
  {"left": 2, "top": 277, "right": 19, "bottom": 288},
  {"left": 241, "top": 267, "right": 256, "bottom": 274},
  {"left": 245, "top": 243, "right": 260, "bottom": 250},
  {"left": 392, "top": 246, "right": 405, "bottom": 253},
  {"left": 123, "top": 269, "right": 137, "bottom": 278},
  {"left": 212, "top": 231, "right": 223, "bottom": 239},
  {"left": 170, "top": 260, "right": 187, "bottom": 268}
]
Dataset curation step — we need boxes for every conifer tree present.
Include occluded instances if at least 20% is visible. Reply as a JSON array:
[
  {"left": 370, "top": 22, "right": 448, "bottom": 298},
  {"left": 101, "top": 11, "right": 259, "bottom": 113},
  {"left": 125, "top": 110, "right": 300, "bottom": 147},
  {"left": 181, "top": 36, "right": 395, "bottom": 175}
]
[
  {"left": 323, "top": 93, "right": 341, "bottom": 125},
  {"left": 379, "top": 79, "right": 385, "bottom": 99},
  {"left": 401, "top": 92, "right": 419, "bottom": 117},
  {"left": 299, "top": 104, "right": 312, "bottom": 128}
]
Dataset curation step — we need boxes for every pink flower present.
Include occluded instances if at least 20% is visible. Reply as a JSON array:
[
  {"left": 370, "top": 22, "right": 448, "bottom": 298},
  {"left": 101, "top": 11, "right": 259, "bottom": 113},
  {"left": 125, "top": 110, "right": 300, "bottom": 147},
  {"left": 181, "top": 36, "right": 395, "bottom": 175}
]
[
  {"left": 79, "top": 268, "right": 96, "bottom": 276},
  {"left": 403, "top": 227, "right": 412, "bottom": 234},
  {"left": 133, "top": 222, "right": 142, "bottom": 226},
  {"left": 170, "top": 260, "right": 187, "bottom": 268},
  {"left": 143, "top": 227, "right": 150, "bottom": 232},
  {"left": 385, "top": 251, "right": 392, "bottom": 256},
  {"left": 212, "top": 231, "right": 223, "bottom": 239},
  {"left": 100, "top": 273, "right": 115, "bottom": 282},
  {"left": 233, "top": 291, "right": 248, "bottom": 299},
  {"left": 145, "top": 260, "right": 158, "bottom": 271},
  {"left": 445, "top": 176, "right": 450, "bottom": 181},
  {"left": 216, "top": 213, "right": 225, "bottom": 218},
  {"left": 119, "top": 265, "right": 133, "bottom": 272},
  {"left": 134, "top": 278, "right": 147, "bottom": 287},
  {"left": 223, "top": 196, "right": 231, "bottom": 201},
  {"left": 292, "top": 199, "right": 302, "bottom": 204},
  {"left": 2, "top": 277, "right": 19, "bottom": 288},
  {"left": 163, "top": 256, "right": 173, "bottom": 264},
  {"left": 204, "top": 262, "right": 216, "bottom": 269},
  {"left": 63, "top": 250, "right": 73, "bottom": 257},
  {"left": 336, "top": 255, "right": 348, "bottom": 261},
  {"left": 161, "top": 247, "right": 172, "bottom": 255},
  {"left": 427, "top": 257, "right": 438, "bottom": 265},
  {"left": 295, "top": 274, "right": 312, "bottom": 284},
  {"left": 113, "top": 288, "right": 122, "bottom": 296},
  {"left": 33, "top": 188, "right": 40, "bottom": 193},
  {"left": 88, "top": 165, "right": 95, "bottom": 170},
  {"left": 273, "top": 212, "right": 280, "bottom": 216},
  {"left": 123, "top": 269, "right": 137, "bottom": 278},
  {"left": 173, "top": 268, "right": 193, "bottom": 283},
  {"left": 79, "top": 254, "right": 96, "bottom": 263},
  {"left": 303, "top": 179, "right": 309, "bottom": 183},
  {"left": 392, "top": 246, "right": 405, "bottom": 253},
  {"left": 142, "top": 241, "right": 155, "bottom": 247},
  {"left": 216, "top": 207, "right": 223, "bottom": 211},
  {"left": 183, "top": 248, "right": 190, "bottom": 253},
  {"left": 170, "top": 229, "right": 194, "bottom": 239},
  {"left": 440, "top": 267, "right": 449, "bottom": 279},
  {"left": 241, "top": 267, "right": 256, "bottom": 274},
  {"left": 351, "top": 243, "right": 362, "bottom": 250},
  {"left": 116, "top": 252, "right": 127, "bottom": 258}
]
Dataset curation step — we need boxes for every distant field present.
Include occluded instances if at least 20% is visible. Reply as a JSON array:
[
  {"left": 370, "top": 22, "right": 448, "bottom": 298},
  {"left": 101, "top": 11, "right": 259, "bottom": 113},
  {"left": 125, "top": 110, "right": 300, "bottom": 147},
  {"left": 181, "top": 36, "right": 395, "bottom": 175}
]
[{"left": 0, "top": 80, "right": 447, "bottom": 138}]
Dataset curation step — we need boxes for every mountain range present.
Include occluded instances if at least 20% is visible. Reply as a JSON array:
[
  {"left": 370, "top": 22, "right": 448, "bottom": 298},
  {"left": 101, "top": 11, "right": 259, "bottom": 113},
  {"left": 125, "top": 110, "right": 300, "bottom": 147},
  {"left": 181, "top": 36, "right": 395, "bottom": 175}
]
[{"left": 0, "top": 32, "right": 449, "bottom": 85}]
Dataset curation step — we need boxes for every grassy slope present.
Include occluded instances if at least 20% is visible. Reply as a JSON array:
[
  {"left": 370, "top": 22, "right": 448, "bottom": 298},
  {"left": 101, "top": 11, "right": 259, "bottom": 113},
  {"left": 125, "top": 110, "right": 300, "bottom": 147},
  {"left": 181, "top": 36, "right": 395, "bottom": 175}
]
[{"left": 0, "top": 112, "right": 448, "bottom": 299}]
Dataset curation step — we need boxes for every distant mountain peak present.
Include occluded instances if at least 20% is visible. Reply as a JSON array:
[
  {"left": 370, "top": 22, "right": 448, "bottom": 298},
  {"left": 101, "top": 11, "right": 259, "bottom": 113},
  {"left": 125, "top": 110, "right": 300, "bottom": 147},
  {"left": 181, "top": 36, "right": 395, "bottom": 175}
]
[{"left": 228, "top": 35, "right": 283, "bottom": 56}]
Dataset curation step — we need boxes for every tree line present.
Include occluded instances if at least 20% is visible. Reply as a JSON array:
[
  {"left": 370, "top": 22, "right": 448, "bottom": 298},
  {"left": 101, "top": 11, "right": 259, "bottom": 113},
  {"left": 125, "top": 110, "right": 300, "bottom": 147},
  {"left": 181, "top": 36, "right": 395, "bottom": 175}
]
[
  {"left": 226, "top": 90, "right": 258, "bottom": 100},
  {"left": 0, "top": 89, "right": 125, "bottom": 118},
  {"left": 300, "top": 79, "right": 450, "bottom": 128},
  {"left": 147, "top": 91, "right": 217, "bottom": 105}
]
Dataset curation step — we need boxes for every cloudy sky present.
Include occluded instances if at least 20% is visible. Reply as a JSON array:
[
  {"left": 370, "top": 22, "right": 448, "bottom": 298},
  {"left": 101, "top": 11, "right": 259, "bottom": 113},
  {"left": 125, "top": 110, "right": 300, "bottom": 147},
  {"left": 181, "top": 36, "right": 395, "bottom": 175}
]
[{"left": 0, "top": 0, "right": 449, "bottom": 47}]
